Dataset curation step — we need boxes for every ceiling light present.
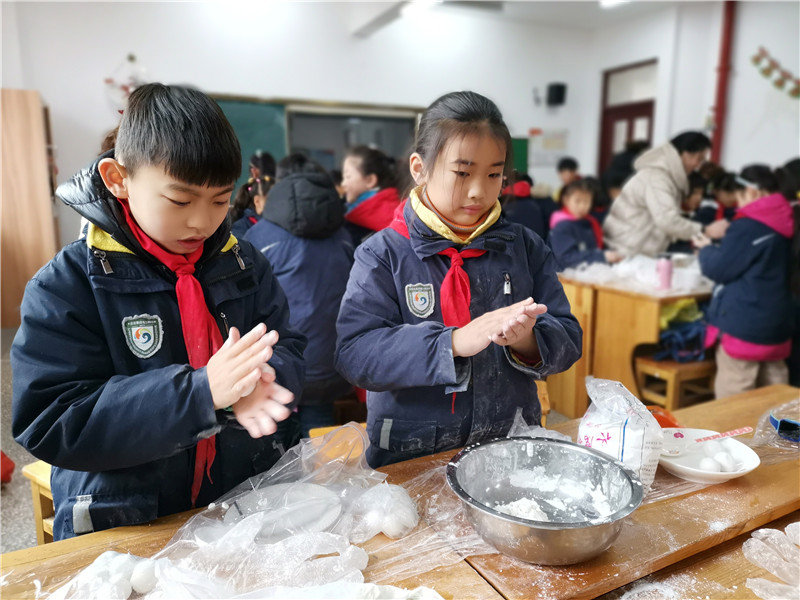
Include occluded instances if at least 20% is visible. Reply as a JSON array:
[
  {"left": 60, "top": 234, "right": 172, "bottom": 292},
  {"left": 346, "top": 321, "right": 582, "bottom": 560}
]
[{"left": 599, "top": 0, "right": 630, "bottom": 8}]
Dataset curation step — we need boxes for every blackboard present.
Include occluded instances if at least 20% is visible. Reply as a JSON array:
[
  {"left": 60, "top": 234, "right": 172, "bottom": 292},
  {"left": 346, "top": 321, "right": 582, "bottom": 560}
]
[{"left": 215, "top": 98, "right": 287, "bottom": 190}]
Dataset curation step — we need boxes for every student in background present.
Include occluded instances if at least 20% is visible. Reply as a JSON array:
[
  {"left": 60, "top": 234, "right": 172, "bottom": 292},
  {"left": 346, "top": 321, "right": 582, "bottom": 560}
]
[
  {"left": 230, "top": 175, "right": 273, "bottom": 239},
  {"left": 501, "top": 170, "right": 545, "bottom": 239},
  {"left": 336, "top": 91, "right": 581, "bottom": 468},
  {"left": 583, "top": 176, "right": 612, "bottom": 226},
  {"left": 549, "top": 179, "right": 623, "bottom": 269},
  {"left": 681, "top": 172, "right": 707, "bottom": 218},
  {"left": 557, "top": 157, "right": 581, "bottom": 188},
  {"left": 249, "top": 150, "right": 276, "bottom": 182},
  {"left": 694, "top": 172, "right": 739, "bottom": 226},
  {"left": 246, "top": 154, "right": 354, "bottom": 437},
  {"left": 341, "top": 146, "right": 401, "bottom": 245},
  {"left": 11, "top": 84, "right": 305, "bottom": 540},
  {"left": 601, "top": 140, "right": 650, "bottom": 200},
  {"left": 694, "top": 165, "right": 793, "bottom": 398}
]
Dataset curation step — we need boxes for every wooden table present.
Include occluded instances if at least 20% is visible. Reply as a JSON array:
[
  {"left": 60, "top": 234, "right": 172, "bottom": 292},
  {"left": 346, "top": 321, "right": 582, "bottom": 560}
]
[
  {"left": 548, "top": 275, "right": 711, "bottom": 418},
  {"left": 2, "top": 385, "right": 797, "bottom": 600}
]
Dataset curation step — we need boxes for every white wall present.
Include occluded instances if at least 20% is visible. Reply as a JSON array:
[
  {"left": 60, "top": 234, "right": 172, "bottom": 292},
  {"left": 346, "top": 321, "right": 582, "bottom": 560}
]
[
  {"left": 722, "top": 1, "right": 800, "bottom": 171},
  {"left": 4, "top": 2, "right": 798, "bottom": 247},
  {"left": 1, "top": 3, "right": 25, "bottom": 89},
  {"left": 6, "top": 1, "right": 591, "bottom": 244}
]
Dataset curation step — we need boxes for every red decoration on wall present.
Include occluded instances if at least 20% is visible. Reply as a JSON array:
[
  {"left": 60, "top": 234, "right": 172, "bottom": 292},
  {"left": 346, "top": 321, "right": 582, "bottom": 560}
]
[{"left": 751, "top": 47, "right": 798, "bottom": 100}]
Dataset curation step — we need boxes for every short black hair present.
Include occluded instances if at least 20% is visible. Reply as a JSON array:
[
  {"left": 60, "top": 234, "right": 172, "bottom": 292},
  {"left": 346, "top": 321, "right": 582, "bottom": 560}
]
[
  {"left": 276, "top": 153, "right": 327, "bottom": 180},
  {"left": 740, "top": 164, "right": 797, "bottom": 200},
  {"left": 560, "top": 177, "right": 596, "bottom": 205},
  {"left": 116, "top": 83, "right": 241, "bottom": 187},
  {"left": 688, "top": 172, "right": 707, "bottom": 191},
  {"left": 557, "top": 157, "right": 579, "bottom": 172},
  {"left": 670, "top": 131, "right": 712, "bottom": 155}
]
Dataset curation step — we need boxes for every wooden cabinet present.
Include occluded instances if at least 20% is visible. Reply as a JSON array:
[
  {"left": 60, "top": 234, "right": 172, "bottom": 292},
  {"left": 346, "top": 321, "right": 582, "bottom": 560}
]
[{"left": 1, "top": 89, "right": 59, "bottom": 327}]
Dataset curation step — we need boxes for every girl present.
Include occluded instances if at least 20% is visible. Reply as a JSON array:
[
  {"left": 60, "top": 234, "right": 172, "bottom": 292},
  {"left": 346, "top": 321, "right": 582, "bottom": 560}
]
[
  {"left": 341, "top": 146, "right": 401, "bottom": 245},
  {"left": 549, "top": 178, "right": 622, "bottom": 270},
  {"left": 335, "top": 91, "right": 582, "bottom": 468},
  {"left": 230, "top": 175, "right": 273, "bottom": 239},
  {"left": 694, "top": 165, "right": 794, "bottom": 398}
]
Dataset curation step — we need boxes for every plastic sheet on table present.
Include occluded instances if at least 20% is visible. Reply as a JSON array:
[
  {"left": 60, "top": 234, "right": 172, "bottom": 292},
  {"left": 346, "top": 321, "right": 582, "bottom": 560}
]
[{"left": 742, "top": 398, "right": 800, "bottom": 466}]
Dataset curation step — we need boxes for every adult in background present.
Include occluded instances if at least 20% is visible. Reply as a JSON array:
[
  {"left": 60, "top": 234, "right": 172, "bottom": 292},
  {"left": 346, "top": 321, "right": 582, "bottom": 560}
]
[{"left": 603, "top": 131, "right": 729, "bottom": 257}]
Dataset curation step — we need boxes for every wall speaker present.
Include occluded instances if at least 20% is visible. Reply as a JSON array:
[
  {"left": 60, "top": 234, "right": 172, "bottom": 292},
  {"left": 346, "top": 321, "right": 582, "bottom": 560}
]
[{"left": 546, "top": 83, "right": 567, "bottom": 107}]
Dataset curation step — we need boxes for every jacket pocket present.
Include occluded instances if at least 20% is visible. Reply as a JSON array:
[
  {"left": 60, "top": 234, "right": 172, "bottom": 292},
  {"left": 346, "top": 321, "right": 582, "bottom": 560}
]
[
  {"left": 369, "top": 418, "right": 437, "bottom": 456},
  {"left": 59, "top": 490, "right": 159, "bottom": 538}
]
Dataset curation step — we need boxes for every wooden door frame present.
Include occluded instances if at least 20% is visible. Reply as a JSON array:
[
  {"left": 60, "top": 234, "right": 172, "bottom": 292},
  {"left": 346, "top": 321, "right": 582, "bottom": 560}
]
[{"left": 597, "top": 58, "right": 657, "bottom": 174}]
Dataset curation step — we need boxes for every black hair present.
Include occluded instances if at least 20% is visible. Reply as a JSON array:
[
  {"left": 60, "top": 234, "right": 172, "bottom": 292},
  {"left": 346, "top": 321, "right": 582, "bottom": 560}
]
[
  {"left": 275, "top": 153, "right": 328, "bottom": 180},
  {"left": 560, "top": 178, "right": 596, "bottom": 205},
  {"left": 511, "top": 169, "right": 533, "bottom": 186},
  {"left": 229, "top": 175, "right": 274, "bottom": 223},
  {"left": 115, "top": 83, "right": 241, "bottom": 187},
  {"left": 688, "top": 172, "right": 707, "bottom": 191},
  {"left": 740, "top": 164, "right": 796, "bottom": 201},
  {"left": 346, "top": 145, "right": 397, "bottom": 189},
  {"left": 329, "top": 169, "right": 343, "bottom": 186},
  {"left": 624, "top": 140, "right": 650, "bottom": 154},
  {"left": 414, "top": 91, "right": 513, "bottom": 176},
  {"left": 557, "top": 157, "right": 579, "bottom": 172},
  {"left": 782, "top": 158, "right": 800, "bottom": 197},
  {"left": 712, "top": 172, "right": 743, "bottom": 193},
  {"left": 670, "top": 131, "right": 712, "bottom": 155},
  {"left": 250, "top": 150, "right": 276, "bottom": 179}
]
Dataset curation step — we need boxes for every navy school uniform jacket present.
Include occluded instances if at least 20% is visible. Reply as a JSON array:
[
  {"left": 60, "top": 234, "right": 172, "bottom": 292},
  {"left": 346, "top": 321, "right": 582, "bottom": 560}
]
[
  {"left": 11, "top": 153, "right": 306, "bottom": 540},
  {"left": 548, "top": 215, "right": 606, "bottom": 270},
  {"left": 694, "top": 198, "right": 737, "bottom": 227},
  {"left": 245, "top": 173, "right": 354, "bottom": 402},
  {"left": 335, "top": 200, "right": 582, "bottom": 467},
  {"left": 502, "top": 197, "right": 546, "bottom": 240},
  {"left": 699, "top": 193, "right": 793, "bottom": 345},
  {"left": 230, "top": 207, "right": 260, "bottom": 239}
]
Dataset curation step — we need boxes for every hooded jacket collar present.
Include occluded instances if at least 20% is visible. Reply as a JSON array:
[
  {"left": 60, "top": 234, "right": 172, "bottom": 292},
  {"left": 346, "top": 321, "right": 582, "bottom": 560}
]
[
  {"left": 738, "top": 193, "right": 794, "bottom": 238},
  {"left": 263, "top": 172, "right": 344, "bottom": 239},
  {"left": 633, "top": 142, "right": 689, "bottom": 196},
  {"left": 56, "top": 151, "right": 233, "bottom": 262}
]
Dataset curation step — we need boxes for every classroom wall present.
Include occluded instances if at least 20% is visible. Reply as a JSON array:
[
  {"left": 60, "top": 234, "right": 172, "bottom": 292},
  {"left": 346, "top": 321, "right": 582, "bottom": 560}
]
[
  {"left": 3, "top": 2, "right": 797, "bottom": 247},
  {"left": 4, "top": 2, "right": 591, "bottom": 244},
  {"left": 722, "top": 0, "right": 800, "bottom": 171}
]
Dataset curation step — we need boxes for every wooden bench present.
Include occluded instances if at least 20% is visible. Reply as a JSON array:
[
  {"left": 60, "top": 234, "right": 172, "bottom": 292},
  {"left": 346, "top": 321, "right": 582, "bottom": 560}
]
[
  {"left": 21, "top": 461, "right": 53, "bottom": 545},
  {"left": 635, "top": 356, "right": 716, "bottom": 412}
]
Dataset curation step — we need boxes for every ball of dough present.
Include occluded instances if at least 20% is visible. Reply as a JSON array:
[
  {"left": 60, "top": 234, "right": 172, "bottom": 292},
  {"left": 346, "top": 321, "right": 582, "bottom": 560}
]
[
  {"left": 698, "top": 457, "right": 722, "bottom": 472},
  {"left": 702, "top": 441, "right": 724, "bottom": 457},
  {"left": 130, "top": 558, "right": 157, "bottom": 595},
  {"left": 713, "top": 451, "right": 736, "bottom": 472}
]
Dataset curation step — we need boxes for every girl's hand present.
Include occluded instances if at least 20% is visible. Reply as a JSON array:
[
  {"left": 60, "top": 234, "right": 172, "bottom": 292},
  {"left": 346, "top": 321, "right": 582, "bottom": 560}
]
[
  {"left": 232, "top": 379, "right": 294, "bottom": 438},
  {"left": 604, "top": 250, "right": 623, "bottom": 263},
  {"left": 206, "top": 324, "right": 279, "bottom": 410},
  {"left": 704, "top": 219, "right": 729, "bottom": 239},
  {"left": 452, "top": 298, "right": 547, "bottom": 358},
  {"left": 692, "top": 232, "right": 713, "bottom": 249}
]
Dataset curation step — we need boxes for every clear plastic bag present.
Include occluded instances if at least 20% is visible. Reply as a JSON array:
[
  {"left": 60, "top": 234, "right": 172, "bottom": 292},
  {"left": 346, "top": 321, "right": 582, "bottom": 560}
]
[
  {"left": 744, "top": 522, "right": 800, "bottom": 600},
  {"left": 743, "top": 398, "right": 800, "bottom": 466},
  {"left": 578, "top": 377, "right": 664, "bottom": 492},
  {"left": 506, "top": 407, "right": 572, "bottom": 441}
]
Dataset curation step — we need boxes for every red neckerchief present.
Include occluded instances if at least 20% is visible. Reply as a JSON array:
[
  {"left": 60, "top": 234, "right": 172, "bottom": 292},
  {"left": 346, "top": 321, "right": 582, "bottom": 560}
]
[
  {"left": 117, "top": 199, "right": 223, "bottom": 506},
  {"left": 389, "top": 201, "right": 486, "bottom": 414},
  {"left": 562, "top": 205, "right": 604, "bottom": 248}
]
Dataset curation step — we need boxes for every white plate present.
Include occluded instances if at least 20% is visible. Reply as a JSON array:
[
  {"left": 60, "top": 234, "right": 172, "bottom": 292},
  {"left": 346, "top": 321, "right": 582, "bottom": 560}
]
[{"left": 658, "top": 428, "right": 761, "bottom": 484}]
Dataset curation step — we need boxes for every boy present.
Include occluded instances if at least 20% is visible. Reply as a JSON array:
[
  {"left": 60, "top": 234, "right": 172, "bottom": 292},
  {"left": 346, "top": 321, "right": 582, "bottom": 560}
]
[{"left": 11, "top": 84, "right": 306, "bottom": 540}]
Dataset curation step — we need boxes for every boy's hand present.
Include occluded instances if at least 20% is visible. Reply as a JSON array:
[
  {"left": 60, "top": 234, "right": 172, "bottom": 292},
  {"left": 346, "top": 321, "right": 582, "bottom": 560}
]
[
  {"left": 232, "top": 378, "right": 294, "bottom": 438},
  {"left": 704, "top": 219, "right": 729, "bottom": 239},
  {"left": 452, "top": 298, "right": 547, "bottom": 358},
  {"left": 206, "top": 324, "right": 279, "bottom": 410}
]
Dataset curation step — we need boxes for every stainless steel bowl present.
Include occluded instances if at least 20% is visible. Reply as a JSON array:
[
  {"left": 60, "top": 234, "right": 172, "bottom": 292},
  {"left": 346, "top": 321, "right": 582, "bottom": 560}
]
[{"left": 446, "top": 437, "right": 644, "bottom": 565}]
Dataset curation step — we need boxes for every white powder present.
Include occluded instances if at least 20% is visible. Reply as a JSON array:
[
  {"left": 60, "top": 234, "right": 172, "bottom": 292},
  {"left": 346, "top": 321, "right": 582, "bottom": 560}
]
[{"left": 494, "top": 497, "right": 549, "bottom": 521}]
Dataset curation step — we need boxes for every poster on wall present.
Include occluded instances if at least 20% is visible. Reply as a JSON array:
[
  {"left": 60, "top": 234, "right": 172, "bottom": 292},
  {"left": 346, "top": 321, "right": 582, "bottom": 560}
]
[{"left": 528, "top": 128, "right": 569, "bottom": 168}]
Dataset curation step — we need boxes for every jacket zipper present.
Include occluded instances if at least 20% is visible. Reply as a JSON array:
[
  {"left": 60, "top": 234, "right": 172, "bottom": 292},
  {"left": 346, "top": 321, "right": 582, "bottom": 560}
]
[
  {"left": 93, "top": 249, "right": 114, "bottom": 274},
  {"left": 219, "top": 312, "right": 230, "bottom": 336},
  {"left": 503, "top": 272, "right": 512, "bottom": 304},
  {"left": 232, "top": 244, "right": 246, "bottom": 270}
]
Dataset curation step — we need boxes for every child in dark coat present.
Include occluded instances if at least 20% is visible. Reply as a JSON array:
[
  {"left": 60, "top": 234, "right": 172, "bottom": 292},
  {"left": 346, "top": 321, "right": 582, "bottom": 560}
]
[
  {"left": 11, "top": 84, "right": 305, "bottom": 540},
  {"left": 548, "top": 179, "right": 623, "bottom": 270}
]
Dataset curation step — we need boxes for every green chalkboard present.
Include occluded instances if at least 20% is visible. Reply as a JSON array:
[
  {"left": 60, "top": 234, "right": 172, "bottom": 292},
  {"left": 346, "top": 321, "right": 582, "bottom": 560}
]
[
  {"left": 215, "top": 99, "right": 287, "bottom": 191},
  {"left": 512, "top": 137, "right": 528, "bottom": 175}
]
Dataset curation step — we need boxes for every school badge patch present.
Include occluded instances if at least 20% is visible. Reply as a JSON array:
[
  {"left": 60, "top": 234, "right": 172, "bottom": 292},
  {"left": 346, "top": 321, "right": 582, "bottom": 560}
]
[
  {"left": 122, "top": 314, "right": 164, "bottom": 359},
  {"left": 405, "top": 283, "right": 435, "bottom": 318}
]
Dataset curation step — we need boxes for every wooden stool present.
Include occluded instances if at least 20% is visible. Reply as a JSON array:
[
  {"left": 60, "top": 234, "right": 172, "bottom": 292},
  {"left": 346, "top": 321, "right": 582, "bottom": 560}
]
[
  {"left": 635, "top": 356, "right": 716, "bottom": 412},
  {"left": 21, "top": 460, "right": 54, "bottom": 545}
]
